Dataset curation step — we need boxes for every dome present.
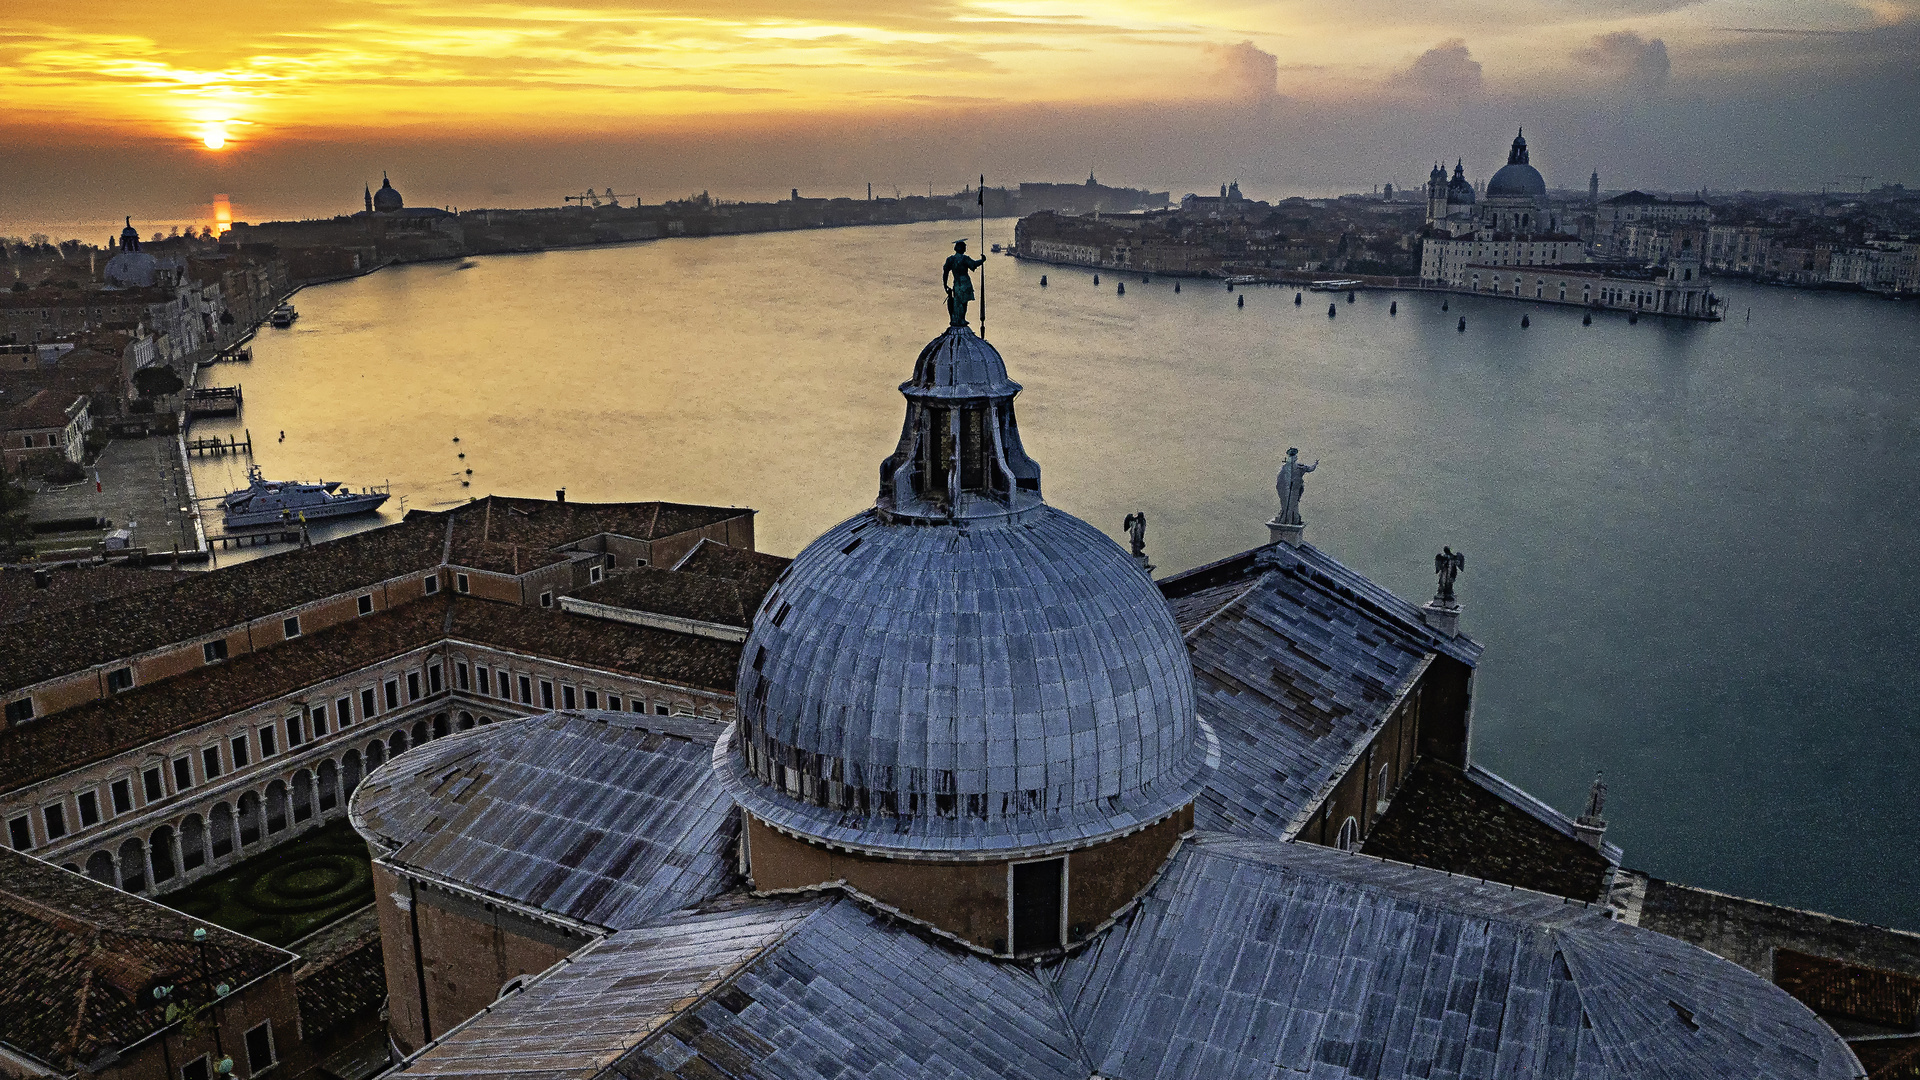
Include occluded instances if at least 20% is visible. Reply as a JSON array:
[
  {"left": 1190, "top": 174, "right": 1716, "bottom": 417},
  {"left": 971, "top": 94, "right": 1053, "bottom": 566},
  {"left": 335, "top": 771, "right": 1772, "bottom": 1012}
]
[
  {"left": 714, "top": 326, "right": 1208, "bottom": 856},
  {"left": 372, "top": 174, "right": 404, "bottom": 213},
  {"left": 103, "top": 250, "right": 158, "bottom": 289},
  {"left": 1487, "top": 163, "right": 1545, "bottom": 199},
  {"left": 1487, "top": 129, "right": 1546, "bottom": 199}
]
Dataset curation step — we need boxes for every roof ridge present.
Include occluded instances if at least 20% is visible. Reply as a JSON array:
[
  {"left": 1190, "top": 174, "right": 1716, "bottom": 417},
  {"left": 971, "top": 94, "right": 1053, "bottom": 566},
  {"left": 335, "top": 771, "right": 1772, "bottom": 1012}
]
[{"left": 1179, "top": 570, "right": 1269, "bottom": 643}]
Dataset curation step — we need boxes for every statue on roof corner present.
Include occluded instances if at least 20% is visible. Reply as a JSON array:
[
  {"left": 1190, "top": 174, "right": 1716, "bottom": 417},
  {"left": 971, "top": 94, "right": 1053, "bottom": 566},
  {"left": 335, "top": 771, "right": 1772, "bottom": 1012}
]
[
  {"left": 943, "top": 240, "right": 984, "bottom": 327},
  {"left": 1123, "top": 512, "right": 1147, "bottom": 559},
  {"left": 1434, "top": 546, "right": 1465, "bottom": 606},
  {"left": 1276, "top": 447, "right": 1317, "bottom": 526}
]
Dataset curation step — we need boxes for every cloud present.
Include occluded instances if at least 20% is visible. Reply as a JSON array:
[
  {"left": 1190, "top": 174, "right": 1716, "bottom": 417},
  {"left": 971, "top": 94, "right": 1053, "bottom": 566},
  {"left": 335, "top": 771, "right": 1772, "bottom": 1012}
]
[
  {"left": 1401, "top": 39, "right": 1483, "bottom": 95},
  {"left": 1858, "top": 0, "right": 1920, "bottom": 23},
  {"left": 1575, "top": 31, "right": 1671, "bottom": 90},
  {"left": 1202, "top": 40, "right": 1279, "bottom": 99}
]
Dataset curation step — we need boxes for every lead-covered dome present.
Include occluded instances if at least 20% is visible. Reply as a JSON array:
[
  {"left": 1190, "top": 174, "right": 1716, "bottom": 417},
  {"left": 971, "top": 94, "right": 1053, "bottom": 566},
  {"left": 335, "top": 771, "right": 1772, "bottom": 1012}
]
[
  {"left": 372, "top": 175, "right": 404, "bottom": 212},
  {"left": 1487, "top": 130, "right": 1546, "bottom": 198},
  {"left": 714, "top": 326, "right": 1207, "bottom": 856}
]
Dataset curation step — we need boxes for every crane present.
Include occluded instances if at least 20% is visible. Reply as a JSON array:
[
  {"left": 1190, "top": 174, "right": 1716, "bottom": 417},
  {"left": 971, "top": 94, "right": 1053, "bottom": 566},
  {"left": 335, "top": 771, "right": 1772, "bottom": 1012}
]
[
  {"left": 1831, "top": 175, "right": 1872, "bottom": 195},
  {"left": 563, "top": 188, "right": 639, "bottom": 208}
]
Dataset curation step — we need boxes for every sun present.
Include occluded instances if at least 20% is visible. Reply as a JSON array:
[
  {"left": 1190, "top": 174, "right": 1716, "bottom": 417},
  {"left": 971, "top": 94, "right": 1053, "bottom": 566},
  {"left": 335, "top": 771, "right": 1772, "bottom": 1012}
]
[{"left": 201, "top": 122, "right": 228, "bottom": 150}]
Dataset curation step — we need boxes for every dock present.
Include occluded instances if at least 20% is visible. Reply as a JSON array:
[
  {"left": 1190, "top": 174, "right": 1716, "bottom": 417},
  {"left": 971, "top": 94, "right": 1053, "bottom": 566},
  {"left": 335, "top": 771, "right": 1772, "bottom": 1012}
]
[
  {"left": 187, "top": 385, "right": 243, "bottom": 419},
  {"left": 186, "top": 430, "right": 253, "bottom": 457}
]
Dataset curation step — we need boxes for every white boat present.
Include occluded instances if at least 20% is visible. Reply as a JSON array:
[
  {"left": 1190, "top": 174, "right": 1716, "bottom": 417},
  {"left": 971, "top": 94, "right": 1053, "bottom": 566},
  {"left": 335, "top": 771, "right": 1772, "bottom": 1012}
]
[
  {"left": 1309, "top": 279, "right": 1364, "bottom": 292},
  {"left": 222, "top": 465, "right": 388, "bottom": 527},
  {"left": 269, "top": 303, "right": 298, "bottom": 328}
]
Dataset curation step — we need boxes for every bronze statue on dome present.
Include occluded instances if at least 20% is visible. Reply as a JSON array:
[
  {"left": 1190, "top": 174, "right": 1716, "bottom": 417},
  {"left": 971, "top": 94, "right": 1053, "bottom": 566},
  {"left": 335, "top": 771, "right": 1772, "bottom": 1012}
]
[{"left": 942, "top": 240, "right": 985, "bottom": 327}]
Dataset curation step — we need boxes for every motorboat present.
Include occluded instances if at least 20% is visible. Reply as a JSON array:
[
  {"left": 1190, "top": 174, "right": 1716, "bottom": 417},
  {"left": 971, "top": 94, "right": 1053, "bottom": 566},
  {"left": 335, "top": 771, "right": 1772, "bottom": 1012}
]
[
  {"left": 222, "top": 464, "right": 388, "bottom": 527},
  {"left": 269, "top": 303, "right": 298, "bottom": 328}
]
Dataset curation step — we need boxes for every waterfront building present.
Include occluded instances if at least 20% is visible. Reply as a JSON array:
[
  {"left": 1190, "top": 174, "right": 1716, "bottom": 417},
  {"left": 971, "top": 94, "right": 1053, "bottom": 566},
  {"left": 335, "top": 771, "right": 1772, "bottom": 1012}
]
[
  {"left": 1594, "top": 190, "right": 1712, "bottom": 254},
  {"left": 0, "top": 387, "right": 90, "bottom": 474},
  {"left": 338, "top": 311, "right": 1897, "bottom": 1078}
]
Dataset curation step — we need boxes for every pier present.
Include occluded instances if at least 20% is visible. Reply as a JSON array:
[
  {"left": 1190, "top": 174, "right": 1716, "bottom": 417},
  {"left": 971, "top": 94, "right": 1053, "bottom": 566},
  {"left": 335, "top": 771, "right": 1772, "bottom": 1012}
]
[
  {"left": 187, "top": 384, "right": 244, "bottom": 419},
  {"left": 186, "top": 429, "right": 254, "bottom": 457}
]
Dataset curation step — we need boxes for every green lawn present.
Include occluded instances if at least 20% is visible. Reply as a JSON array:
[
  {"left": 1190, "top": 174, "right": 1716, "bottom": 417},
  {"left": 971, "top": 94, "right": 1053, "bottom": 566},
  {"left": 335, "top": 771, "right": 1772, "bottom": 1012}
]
[{"left": 160, "top": 819, "right": 375, "bottom": 947}]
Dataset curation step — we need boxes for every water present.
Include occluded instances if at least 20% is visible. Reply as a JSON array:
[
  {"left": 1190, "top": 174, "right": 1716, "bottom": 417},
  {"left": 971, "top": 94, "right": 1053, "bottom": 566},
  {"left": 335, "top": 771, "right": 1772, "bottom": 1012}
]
[{"left": 190, "top": 220, "right": 1920, "bottom": 929}]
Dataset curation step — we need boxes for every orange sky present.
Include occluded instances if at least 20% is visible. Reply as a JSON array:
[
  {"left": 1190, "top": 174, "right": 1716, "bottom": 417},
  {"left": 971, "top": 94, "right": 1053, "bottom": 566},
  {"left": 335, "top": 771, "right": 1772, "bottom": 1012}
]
[{"left": 3, "top": 1, "right": 1917, "bottom": 235}]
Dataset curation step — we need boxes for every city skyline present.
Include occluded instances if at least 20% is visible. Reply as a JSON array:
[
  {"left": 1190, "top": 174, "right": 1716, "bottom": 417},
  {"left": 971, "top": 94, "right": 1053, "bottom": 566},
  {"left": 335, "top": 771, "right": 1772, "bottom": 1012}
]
[{"left": 4, "top": 0, "right": 1918, "bottom": 236}]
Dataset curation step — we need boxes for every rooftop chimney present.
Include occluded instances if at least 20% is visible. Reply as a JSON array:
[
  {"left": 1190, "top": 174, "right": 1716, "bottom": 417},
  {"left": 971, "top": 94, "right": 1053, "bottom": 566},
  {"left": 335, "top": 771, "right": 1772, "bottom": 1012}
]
[
  {"left": 33, "top": 569, "right": 51, "bottom": 589},
  {"left": 555, "top": 488, "right": 566, "bottom": 504}
]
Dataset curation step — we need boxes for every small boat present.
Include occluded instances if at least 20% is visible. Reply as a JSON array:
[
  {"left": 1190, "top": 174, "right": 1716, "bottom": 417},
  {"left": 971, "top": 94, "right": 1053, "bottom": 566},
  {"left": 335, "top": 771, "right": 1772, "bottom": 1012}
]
[
  {"left": 222, "top": 464, "right": 389, "bottom": 527},
  {"left": 456, "top": 260, "right": 477, "bottom": 270},
  {"left": 1309, "top": 279, "right": 1363, "bottom": 292},
  {"left": 1225, "top": 275, "right": 1261, "bottom": 286},
  {"left": 269, "top": 303, "right": 297, "bottom": 329},
  {"left": 990, "top": 243, "right": 1002, "bottom": 254}
]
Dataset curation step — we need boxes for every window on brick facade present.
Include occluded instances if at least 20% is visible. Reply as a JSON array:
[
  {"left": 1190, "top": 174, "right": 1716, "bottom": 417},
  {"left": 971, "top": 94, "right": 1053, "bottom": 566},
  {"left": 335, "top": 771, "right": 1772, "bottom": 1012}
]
[
  {"left": 285, "top": 715, "right": 303, "bottom": 748},
  {"left": 606, "top": 694, "right": 621, "bottom": 711},
  {"left": 428, "top": 665, "right": 443, "bottom": 694},
  {"left": 655, "top": 703, "right": 669, "bottom": 716},
  {"left": 456, "top": 573, "right": 469, "bottom": 593},
  {"left": 455, "top": 663, "right": 470, "bottom": 691},
  {"left": 244, "top": 1021, "right": 276, "bottom": 1074},
  {"left": 407, "top": 672, "right": 421, "bottom": 701},
  {"left": 231, "top": 733, "right": 250, "bottom": 767},
  {"left": 424, "top": 574, "right": 439, "bottom": 594},
  {"left": 106, "top": 667, "right": 133, "bottom": 694},
  {"left": 562, "top": 685, "right": 576, "bottom": 709},
  {"left": 337, "top": 696, "right": 353, "bottom": 727},
  {"left": 476, "top": 667, "right": 491, "bottom": 696},
  {"left": 540, "top": 591, "right": 553, "bottom": 608},
  {"left": 143, "top": 767, "right": 164, "bottom": 802},
  {"left": 283, "top": 616, "right": 300, "bottom": 639},
  {"left": 584, "top": 690, "right": 597, "bottom": 709},
  {"left": 173, "top": 757, "right": 192, "bottom": 790},
  {"left": 3, "top": 698, "right": 30, "bottom": 724},
  {"left": 384, "top": 680, "right": 399, "bottom": 710},
  {"left": 42, "top": 803, "right": 66, "bottom": 841},
  {"left": 203, "top": 746, "right": 222, "bottom": 779},
  {"left": 540, "top": 681, "right": 554, "bottom": 709},
  {"left": 258, "top": 725, "right": 278, "bottom": 757},
  {"left": 77, "top": 790, "right": 100, "bottom": 827},
  {"left": 358, "top": 594, "right": 373, "bottom": 615},
  {"left": 182, "top": 1055, "right": 211, "bottom": 1080},
  {"left": 361, "top": 688, "right": 376, "bottom": 718},
  {"left": 110, "top": 779, "right": 133, "bottom": 814},
  {"left": 589, "top": 565, "right": 603, "bottom": 584},
  {"left": 311, "top": 705, "right": 327, "bottom": 736},
  {"left": 203, "top": 639, "right": 228, "bottom": 664},
  {"left": 7, "top": 816, "right": 30, "bottom": 850},
  {"left": 518, "top": 676, "right": 532, "bottom": 704}
]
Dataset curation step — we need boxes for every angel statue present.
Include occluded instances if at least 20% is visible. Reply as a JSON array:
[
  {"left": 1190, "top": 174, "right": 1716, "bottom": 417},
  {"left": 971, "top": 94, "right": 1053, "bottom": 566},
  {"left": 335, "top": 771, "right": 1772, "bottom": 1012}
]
[
  {"left": 1276, "top": 447, "right": 1317, "bottom": 526},
  {"left": 1122, "top": 512, "right": 1147, "bottom": 559},
  {"left": 1434, "top": 547, "right": 1465, "bottom": 606}
]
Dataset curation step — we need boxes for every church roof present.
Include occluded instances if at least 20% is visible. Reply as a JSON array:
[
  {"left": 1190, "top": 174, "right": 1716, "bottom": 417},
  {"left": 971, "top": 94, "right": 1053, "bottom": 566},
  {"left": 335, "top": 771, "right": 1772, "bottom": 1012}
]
[
  {"left": 350, "top": 710, "right": 738, "bottom": 931},
  {"left": 1161, "top": 540, "right": 1479, "bottom": 839},
  {"left": 396, "top": 835, "right": 1862, "bottom": 1080}
]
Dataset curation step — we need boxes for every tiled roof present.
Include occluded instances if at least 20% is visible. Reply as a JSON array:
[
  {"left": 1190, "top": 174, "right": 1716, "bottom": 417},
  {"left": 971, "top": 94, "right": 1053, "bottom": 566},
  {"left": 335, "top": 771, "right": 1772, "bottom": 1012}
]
[
  {"left": 399, "top": 896, "right": 1089, "bottom": 1080},
  {"left": 349, "top": 710, "right": 738, "bottom": 931},
  {"left": 0, "top": 513, "right": 446, "bottom": 696},
  {"left": 1360, "top": 759, "right": 1613, "bottom": 901},
  {"left": 0, "top": 597, "right": 449, "bottom": 793},
  {"left": 0, "top": 566, "right": 191, "bottom": 626},
  {"left": 1160, "top": 542, "right": 1473, "bottom": 839},
  {"left": 564, "top": 565, "right": 772, "bottom": 630},
  {"left": 1056, "top": 834, "right": 1863, "bottom": 1080},
  {"left": 670, "top": 540, "right": 790, "bottom": 594},
  {"left": 396, "top": 898, "right": 823, "bottom": 1080},
  {"left": 447, "top": 597, "right": 743, "bottom": 694},
  {"left": 292, "top": 907, "right": 386, "bottom": 1036},
  {"left": 439, "top": 497, "right": 750, "bottom": 575},
  {"left": 0, "top": 847, "right": 293, "bottom": 1074},
  {"left": 722, "top": 505, "right": 1208, "bottom": 855}
]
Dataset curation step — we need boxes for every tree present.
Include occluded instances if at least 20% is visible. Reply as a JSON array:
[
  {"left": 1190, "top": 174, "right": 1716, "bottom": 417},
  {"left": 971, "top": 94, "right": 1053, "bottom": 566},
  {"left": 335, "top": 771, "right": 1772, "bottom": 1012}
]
[{"left": 133, "top": 365, "right": 185, "bottom": 400}]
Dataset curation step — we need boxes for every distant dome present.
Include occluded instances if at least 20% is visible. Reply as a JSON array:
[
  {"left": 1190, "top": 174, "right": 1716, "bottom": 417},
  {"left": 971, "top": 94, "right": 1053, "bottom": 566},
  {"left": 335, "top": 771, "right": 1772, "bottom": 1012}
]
[
  {"left": 715, "top": 326, "right": 1208, "bottom": 856},
  {"left": 372, "top": 175, "right": 404, "bottom": 213},
  {"left": 1487, "top": 130, "right": 1546, "bottom": 199},
  {"left": 1447, "top": 162, "right": 1476, "bottom": 205}
]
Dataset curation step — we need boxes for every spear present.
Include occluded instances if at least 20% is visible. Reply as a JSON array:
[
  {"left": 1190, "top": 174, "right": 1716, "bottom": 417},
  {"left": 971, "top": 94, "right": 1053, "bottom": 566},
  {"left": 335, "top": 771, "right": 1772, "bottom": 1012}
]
[{"left": 978, "top": 174, "right": 986, "bottom": 339}]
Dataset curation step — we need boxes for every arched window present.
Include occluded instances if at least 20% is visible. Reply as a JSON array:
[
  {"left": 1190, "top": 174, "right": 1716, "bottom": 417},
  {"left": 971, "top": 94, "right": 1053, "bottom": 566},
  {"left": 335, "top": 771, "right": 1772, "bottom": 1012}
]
[
  {"left": 367, "top": 740, "right": 386, "bottom": 770},
  {"left": 211, "top": 803, "right": 235, "bottom": 858},
  {"left": 237, "top": 792, "right": 263, "bottom": 845},
  {"left": 118, "top": 837, "right": 148, "bottom": 893},
  {"left": 318, "top": 760, "right": 339, "bottom": 812},
  {"left": 180, "top": 814, "right": 207, "bottom": 871},
  {"left": 389, "top": 731, "right": 408, "bottom": 758},
  {"left": 86, "top": 849, "right": 117, "bottom": 886},
  {"left": 343, "top": 750, "right": 364, "bottom": 796},
  {"left": 432, "top": 713, "right": 448, "bottom": 738},
  {"left": 149, "top": 826, "right": 177, "bottom": 885},
  {"left": 1336, "top": 816, "right": 1360, "bottom": 852},
  {"left": 265, "top": 780, "right": 288, "bottom": 833},
  {"left": 458, "top": 712, "right": 474, "bottom": 731},
  {"left": 292, "top": 770, "right": 314, "bottom": 823}
]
